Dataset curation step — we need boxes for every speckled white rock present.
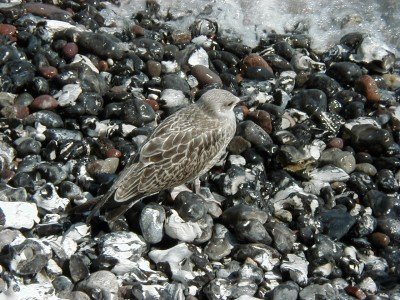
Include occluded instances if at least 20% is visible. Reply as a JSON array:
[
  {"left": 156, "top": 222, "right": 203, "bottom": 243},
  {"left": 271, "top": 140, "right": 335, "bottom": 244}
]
[
  {"left": 0, "top": 201, "right": 39, "bottom": 229},
  {"left": 164, "top": 210, "right": 202, "bottom": 242},
  {"left": 54, "top": 84, "right": 82, "bottom": 107}
]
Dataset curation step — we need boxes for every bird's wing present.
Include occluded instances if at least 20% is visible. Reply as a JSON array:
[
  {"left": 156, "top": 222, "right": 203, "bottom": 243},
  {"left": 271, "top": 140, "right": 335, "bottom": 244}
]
[{"left": 86, "top": 107, "right": 225, "bottom": 223}]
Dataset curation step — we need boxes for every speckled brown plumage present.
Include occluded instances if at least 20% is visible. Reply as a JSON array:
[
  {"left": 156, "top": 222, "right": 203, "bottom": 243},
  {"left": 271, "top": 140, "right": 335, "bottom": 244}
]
[{"left": 87, "top": 89, "right": 239, "bottom": 222}]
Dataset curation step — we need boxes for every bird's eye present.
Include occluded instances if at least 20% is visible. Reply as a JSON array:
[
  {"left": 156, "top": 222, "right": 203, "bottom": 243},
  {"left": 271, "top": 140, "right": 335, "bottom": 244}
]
[{"left": 226, "top": 101, "right": 234, "bottom": 107}]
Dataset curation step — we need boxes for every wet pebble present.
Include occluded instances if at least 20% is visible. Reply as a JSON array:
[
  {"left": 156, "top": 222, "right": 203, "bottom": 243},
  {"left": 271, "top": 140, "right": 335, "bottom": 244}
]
[
  {"left": 319, "top": 148, "right": 356, "bottom": 174},
  {"left": 355, "top": 75, "right": 380, "bottom": 102},
  {"left": 191, "top": 65, "right": 222, "bottom": 87}
]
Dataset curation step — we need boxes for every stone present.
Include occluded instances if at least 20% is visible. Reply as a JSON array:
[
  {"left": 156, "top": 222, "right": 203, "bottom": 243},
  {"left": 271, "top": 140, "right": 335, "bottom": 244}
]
[
  {"left": 191, "top": 65, "right": 222, "bottom": 87},
  {"left": 355, "top": 75, "right": 380, "bottom": 102},
  {"left": 0, "top": 201, "right": 39, "bottom": 229}
]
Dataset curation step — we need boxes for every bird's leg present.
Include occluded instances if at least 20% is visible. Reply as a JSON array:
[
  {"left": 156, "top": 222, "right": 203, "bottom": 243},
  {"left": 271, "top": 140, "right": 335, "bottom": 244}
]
[{"left": 194, "top": 178, "right": 201, "bottom": 195}]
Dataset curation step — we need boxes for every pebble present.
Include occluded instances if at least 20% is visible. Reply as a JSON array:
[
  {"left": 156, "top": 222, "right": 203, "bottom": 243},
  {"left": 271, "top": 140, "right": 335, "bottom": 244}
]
[
  {"left": 319, "top": 148, "right": 356, "bottom": 174},
  {"left": 164, "top": 210, "right": 202, "bottom": 242},
  {"left": 355, "top": 75, "right": 380, "bottom": 102},
  {"left": 32, "top": 183, "right": 70, "bottom": 213},
  {"left": 319, "top": 206, "right": 356, "bottom": 240},
  {"left": 76, "top": 270, "right": 119, "bottom": 299},
  {"left": 0, "top": 201, "right": 39, "bottom": 229},
  {"left": 31, "top": 95, "right": 58, "bottom": 110},
  {"left": 139, "top": 204, "right": 166, "bottom": 244},
  {"left": 62, "top": 42, "right": 79, "bottom": 59},
  {"left": 191, "top": 65, "right": 222, "bottom": 87},
  {"left": 39, "top": 66, "right": 58, "bottom": 79},
  {"left": 54, "top": 84, "right": 82, "bottom": 107},
  {"left": 289, "top": 89, "right": 327, "bottom": 115},
  {"left": 9, "top": 238, "right": 52, "bottom": 275}
]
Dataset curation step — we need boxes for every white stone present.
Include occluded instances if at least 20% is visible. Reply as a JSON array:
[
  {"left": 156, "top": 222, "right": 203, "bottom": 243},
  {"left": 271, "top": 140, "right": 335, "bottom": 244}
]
[
  {"left": 165, "top": 210, "right": 202, "bottom": 242},
  {"left": 54, "top": 84, "right": 82, "bottom": 107},
  {"left": 0, "top": 201, "right": 39, "bottom": 229},
  {"left": 71, "top": 54, "right": 99, "bottom": 73},
  {"left": 160, "top": 89, "right": 188, "bottom": 108},
  {"left": 188, "top": 47, "right": 209, "bottom": 67}
]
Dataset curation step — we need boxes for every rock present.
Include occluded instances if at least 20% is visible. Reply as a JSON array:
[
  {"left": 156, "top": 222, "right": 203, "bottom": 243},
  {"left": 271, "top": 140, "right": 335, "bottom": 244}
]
[
  {"left": 326, "top": 62, "right": 362, "bottom": 86},
  {"left": 39, "top": 66, "right": 58, "bottom": 79},
  {"left": 299, "top": 283, "right": 339, "bottom": 300},
  {"left": 32, "top": 183, "right": 70, "bottom": 213},
  {"left": 76, "top": 270, "right": 119, "bottom": 299},
  {"left": 355, "top": 75, "right": 380, "bottom": 102},
  {"left": 24, "top": 111, "right": 64, "bottom": 128},
  {"left": 0, "top": 201, "right": 39, "bottom": 229},
  {"left": 77, "top": 32, "right": 125, "bottom": 59},
  {"left": 191, "top": 65, "right": 222, "bottom": 87},
  {"left": 281, "top": 254, "right": 309, "bottom": 285},
  {"left": 9, "top": 238, "right": 52, "bottom": 275},
  {"left": 267, "top": 222, "right": 296, "bottom": 253},
  {"left": 69, "top": 254, "right": 90, "bottom": 283},
  {"left": 363, "top": 190, "right": 394, "bottom": 217},
  {"left": 54, "top": 84, "right": 82, "bottom": 107},
  {"left": 62, "top": 42, "right": 79, "bottom": 59},
  {"left": 289, "top": 89, "right": 327, "bottom": 115},
  {"left": 319, "top": 148, "right": 356, "bottom": 174},
  {"left": 139, "top": 204, "right": 165, "bottom": 244},
  {"left": 354, "top": 163, "right": 377, "bottom": 176},
  {"left": 174, "top": 191, "right": 206, "bottom": 222},
  {"left": 204, "top": 224, "right": 235, "bottom": 261},
  {"left": 164, "top": 210, "right": 202, "bottom": 242},
  {"left": 31, "top": 95, "right": 58, "bottom": 110},
  {"left": 132, "top": 38, "right": 164, "bottom": 61},
  {"left": 233, "top": 244, "right": 281, "bottom": 271},
  {"left": 243, "top": 53, "right": 274, "bottom": 74},
  {"left": 15, "top": 137, "right": 42, "bottom": 157},
  {"left": 319, "top": 206, "right": 356, "bottom": 240},
  {"left": 148, "top": 243, "right": 194, "bottom": 282},
  {"left": 305, "top": 73, "right": 342, "bottom": 98},
  {"left": 272, "top": 282, "right": 299, "bottom": 300},
  {"left": 308, "top": 165, "right": 350, "bottom": 182}
]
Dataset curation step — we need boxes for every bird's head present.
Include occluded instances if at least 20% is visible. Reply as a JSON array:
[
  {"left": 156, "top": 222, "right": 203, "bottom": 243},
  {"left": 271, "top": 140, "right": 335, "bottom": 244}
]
[{"left": 197, "top": 89, "right": 240, "bottom": 117}]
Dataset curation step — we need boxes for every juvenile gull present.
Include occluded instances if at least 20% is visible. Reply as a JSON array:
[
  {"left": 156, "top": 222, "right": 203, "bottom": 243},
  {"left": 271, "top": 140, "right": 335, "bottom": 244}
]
[{"left": 87, "top": 89, "right": 240, "bottom": 222}]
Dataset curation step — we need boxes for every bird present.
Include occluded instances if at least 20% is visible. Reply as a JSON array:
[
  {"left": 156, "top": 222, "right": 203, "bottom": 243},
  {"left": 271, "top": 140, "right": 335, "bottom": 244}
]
[{"left": 86, "top": 89, "right": 240, "bottom": 222}]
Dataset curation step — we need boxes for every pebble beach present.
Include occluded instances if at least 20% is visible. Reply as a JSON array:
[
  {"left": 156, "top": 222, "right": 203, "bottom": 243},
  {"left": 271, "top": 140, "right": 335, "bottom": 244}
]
[{"left": 0, "top": 1, "right": 399, "bottom": 299}]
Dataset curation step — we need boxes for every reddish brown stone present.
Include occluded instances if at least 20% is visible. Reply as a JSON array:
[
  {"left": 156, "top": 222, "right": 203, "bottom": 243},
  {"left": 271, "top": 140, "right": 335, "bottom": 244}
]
[
  {"left": 355, "top": 75, "right": 380, "bottom": 102},
  {"left": 25, "top": 3, "right": 72, "bottom": 18},
  {"left": 145, "top": 99, "right": 160, "bottom": 111},
  {"left": 0, "top": 24, "right": 17, "bottom": 40},
  {"left": 131, "top": 24, "right": 145, "bottom": 36},
  {"left": 98, "top": 60, "right": 108, "bottom": 72},
  {"left": 345, "top": 286, "right": 366, "bottom": 300},
  {"left": 191, "top": 65, "right": 222, "bottom": 87},
  {"left": 370, "top": 232, "right": 390, "bottom": 248},
  {"left": 106, "top": 148, "right": 122, "bottom": 158},
  {"left": 240, "top": 105, "right": 249, "bottom": 118},
  {"left": 327, "top": 137, "right": 344, "bottom": 149},
  {"left": 248, "top": 110, "right": 272, "bottom": 133},
  {"left": 243, "top": 53, "right": 274, "bottom": 74},
  {"left": 39, "top": 66, "right": 58, "bottom": 79},
  {"left": 31, "top": 95, "right": 58, "bottom": 110},
  {"left": 63, "top": 42, "right": 79, "bottom": 59}
]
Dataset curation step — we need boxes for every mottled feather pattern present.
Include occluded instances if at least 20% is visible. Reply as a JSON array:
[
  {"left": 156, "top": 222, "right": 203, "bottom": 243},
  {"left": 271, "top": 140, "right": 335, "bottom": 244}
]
[{"left": 87, "top": 89, "right": 239, "bottom": 222}]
